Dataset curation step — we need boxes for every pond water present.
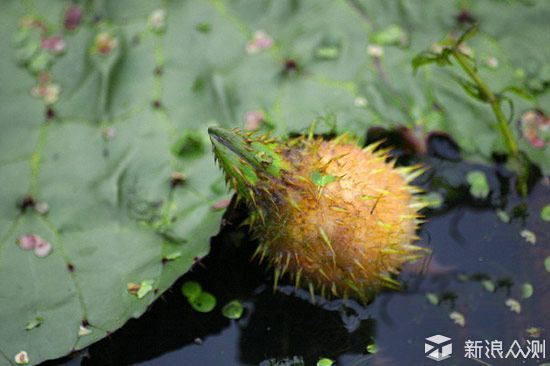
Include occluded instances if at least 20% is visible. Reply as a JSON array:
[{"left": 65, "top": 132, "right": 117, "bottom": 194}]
[{"left": 47, "top": 144, "right": 549, "bottom": 366}]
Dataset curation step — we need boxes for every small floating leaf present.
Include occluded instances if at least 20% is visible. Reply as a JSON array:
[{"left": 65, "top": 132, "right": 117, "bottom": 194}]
[
  {"left": 25, "top": 317, "right": 43, "bottom": 331},
  {"left": 366, "top": 343, "right": 378, "bottom": 354},
  {"left": 520, "top": 229, "right": 536, "bottom": 245},
  {"left": 496, "top": 209, "right": 510, "bottom": 223},
  {"left": 522, "top": 283, "right": 533, "bottom": 299},
  {"left": 466, "top": 170, "right": 489, "bottom": 199},
  {"left": 545, "top": 257, "right": 550, "bottom": 272},
  {"left": 425, "top": 292, "right": 439, "bottom": 305},
  {"left": 317, "top": 358, "right": 334, "bottom": 366},
  {"left": 526, "top": 327, "right": 542, "bottom": 338},
  {"left": 222, "top": 300, "right": 244, "bottom": 320},
  {"left": 505, "top": 298, "right": 521, "bottom": 314},
  {"left": 421, "top": 192, "right": 443, "bottom": 209},
  {"left": 189, "top": 291, "right": 216, "bottom": 313},
  {"left": 457, "top": 274, "right": 469, "bottom": 282},
  {"left": 541, "top": 205, "right": 550, "bottom": 221},
  {"left": 181, "top": 281, "right": 202, "bottom": 300},
  {"left": 481, "top": 280, "right": 495, "bottom": 293},
  {"left": 449, "top": 311, "right": 465, "bottom": 327}
]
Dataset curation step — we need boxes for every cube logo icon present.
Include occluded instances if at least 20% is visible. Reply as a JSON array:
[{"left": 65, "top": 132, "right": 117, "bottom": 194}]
[{"left": 425, "top": 335, "right": 452, "bottom": 361}]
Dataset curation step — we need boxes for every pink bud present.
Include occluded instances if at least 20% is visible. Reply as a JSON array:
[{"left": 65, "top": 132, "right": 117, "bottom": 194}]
[
  {"left": 246, "top": 31, "right": 273, "bottom": 54},
  {"left": 17, "top": 234, "right": 39, "bottom": 251},
  {"left": 34, "top": 238, "right": 53, "bottom": 258},
  {"left": 520, "top": 110, "right": 549, "bottom": 149},
  {"left": 211, "top": 198, "right": 231, "bottom": 210},
  {"left": 64, "top": 6, "right": 82, "bottom": 31},
  {"left": 244, "top": 110, "right": 264, "bottom": 131},
  {"left": 41, "top": 36, "right": 66, "bottom": 55}
]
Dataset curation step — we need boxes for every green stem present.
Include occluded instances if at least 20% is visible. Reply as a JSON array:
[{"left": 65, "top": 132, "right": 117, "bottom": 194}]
[
  {"left": 452, "top": 49, "right": 528, "bottom": 196},
  {"left": 451, "top": 50, "right": 519, "bottom": 157}
]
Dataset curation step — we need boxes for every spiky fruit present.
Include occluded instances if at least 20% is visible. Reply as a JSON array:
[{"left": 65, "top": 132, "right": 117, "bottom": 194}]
[{"left": 209, "top": 127, "right": 427, "bottom": 302}]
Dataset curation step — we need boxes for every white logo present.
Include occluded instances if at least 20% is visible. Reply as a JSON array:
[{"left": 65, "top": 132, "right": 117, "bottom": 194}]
[{"left": 425, "top": 335, "right": 452, "bottom": 361}]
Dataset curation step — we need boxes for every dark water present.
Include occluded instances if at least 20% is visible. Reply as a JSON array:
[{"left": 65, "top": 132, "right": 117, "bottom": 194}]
[{"left": 48, "top": 141, "right": 549, "bottom": 366}]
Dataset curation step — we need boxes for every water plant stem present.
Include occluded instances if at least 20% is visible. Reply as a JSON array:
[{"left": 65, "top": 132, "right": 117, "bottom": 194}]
[
  {"left": 451, "top": 50, "right": 518, "bottom": 157},
  {"left": 451, "top": 49, "right": 527, "bottom": 196}
]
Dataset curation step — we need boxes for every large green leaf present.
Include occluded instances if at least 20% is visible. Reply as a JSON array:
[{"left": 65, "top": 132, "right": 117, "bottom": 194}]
[
  {"left": 0, "top": 1, "right": 227, "bottom": 364},
  {"left": 0, "top": 0, "right": 549, "bottom": 364}
]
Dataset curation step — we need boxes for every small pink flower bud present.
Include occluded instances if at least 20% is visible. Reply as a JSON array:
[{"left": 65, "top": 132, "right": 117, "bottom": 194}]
[
  {"left": 64, "top": 6, "right": 82, "bottom": 31},
  {"left": 17, "top": 234, "right": 38, "bottom": 251}
]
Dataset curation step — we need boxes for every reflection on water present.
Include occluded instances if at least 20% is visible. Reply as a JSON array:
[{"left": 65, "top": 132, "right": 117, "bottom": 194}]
[{"left": 47, "top": 146, "right": 549, "bottom": 366}]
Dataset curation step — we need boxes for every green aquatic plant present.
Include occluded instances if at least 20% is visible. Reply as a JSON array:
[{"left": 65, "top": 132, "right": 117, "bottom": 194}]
[
  {"left": 413, "top": 25, "right": 537, "bottom": 195},
  {"left": 181, "top": 281, "right": 217, "bottom": 313}
]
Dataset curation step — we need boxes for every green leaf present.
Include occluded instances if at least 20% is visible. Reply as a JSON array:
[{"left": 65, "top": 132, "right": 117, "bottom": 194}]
[
  {"left": 412, "top": 50, "right": 452, "bottom": 72},
  {"left": 456, "top": 24, "right": 478, "bottom": 46},
  {"left": 189, "top": 291, "right": 217, "bottom": 313},
  {"left": 420, "top": 192, "right": 443, "bottom": 209},
  {"left": 366, "top": 343, "right": 378, "bottom": 354},
  {"left": 544, "top": 257, "right": 550, "bottom": 272},
  {"left": 481, "top": 280, "right": 495, "bottom": 293},
  {"left": 451, "top": 74, "right": 488, "bottom": 102},
  {"left": 181, "top": 281, "right": 202, "bottom": 301},
  {"left": 496, "top": 209, "right": 510, "bottom": 223},
  {"left": 500, "top": 86, "right": 535, "bottom": 101},
  {"left": 0, "top": 2, "right": 226, "bottom": 362},
  {"left": 316, "top": 358, "right": 334, "bottom": 366},
  {"left": 425, "top": 292, "right": 440, "bottom": 305},
  {"left": 521, "top": 283, "right": 533, "bottom": 299},
  {"left": 221, "top": 300, "right": 245, "bottom": 320},
  {"left": 541, "top": 205, "right": 550, "bottom": 221},
  {"left": 466, "top": 170, "right": 490, "bottom": 199}
]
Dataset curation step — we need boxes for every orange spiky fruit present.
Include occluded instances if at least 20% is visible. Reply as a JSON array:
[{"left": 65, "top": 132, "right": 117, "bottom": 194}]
[{"left": 209, "top": 127, "right": 427, "bottom": 302}]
